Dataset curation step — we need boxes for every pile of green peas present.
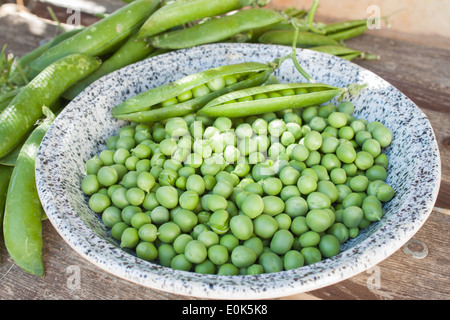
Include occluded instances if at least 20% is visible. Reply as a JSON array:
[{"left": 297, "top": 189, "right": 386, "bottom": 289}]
[{"left": 82, "top": 100, "right": 394, "bottom": 275}]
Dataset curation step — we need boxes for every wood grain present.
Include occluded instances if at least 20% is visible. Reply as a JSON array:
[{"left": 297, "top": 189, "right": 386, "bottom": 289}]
[{"left": 0, "top": 2, "right": 448, "bottom": 301}]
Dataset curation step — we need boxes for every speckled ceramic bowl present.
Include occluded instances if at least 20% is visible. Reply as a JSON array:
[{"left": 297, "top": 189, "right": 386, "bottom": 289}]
[{"left": 35, "top": 43, "right": 440, "bottom": 299}]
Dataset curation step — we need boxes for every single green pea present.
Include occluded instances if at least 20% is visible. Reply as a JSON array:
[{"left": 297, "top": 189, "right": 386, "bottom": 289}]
[
  {"left": 284, "top": 196, "right": 308, "bottom": 218},
  {"left": 179, "top": 190, "right": 200, "bottom": 211},
  {"left": 262, "top": 196, "right": 285, "bottom": 216},
  {"left": 97, "top": 166, "right": 119, "bottom": 187},
  {"left": 126, "top": 187, "right": 145, "bottom": 206},
  {"left": 89, "top": 192, "right": 111, "bottom": 213},
  {"left": 301, "top": 247, "right": 322, "bottom": 265},
  {"left": 376, "top": 183, "right": 395, "bottom": 202},
  {"left": 82, "top": 174, "right": 100, "bottom": 195},
  {"left": 231, "top": 245, "right": 257, "bottom": 268},
  {"left": 319, "top": 234, "right": 341, "bottom": 258},
  {"left": 371, "top": 125, "right": 393, "bottom": 147},
  {"left": 362, "top": 201, "right": 384, "bottom": 221},
  {"left": 279, "top": 166, "right": 301, "bottom": 186},
  {"left": 253, "top": 214, "right": 279, "bottom": 239},
  {"left": 183, "top": 240, "right": 207, "bottom": 265},
  {"left": 246, "top": 264, "right": 264, "bottom": 275},
  {"left": 209, "top": 209, "right": 230, "bottom": 234},
  {"left": 305, "top": 209, "right": 331, "bottom": 232},
  {"left": 317, "top": 180, "right": 339, "bottom": 203},
  {"left": 173, "top": 208, "right": 198, "bottom": 233},
  {"left": 299, "top": 230, "right": 321, "bottom": 247},
  {"left": 195, "top": 259, "right": 216, "bottom": 274},
  {"left": 342, "top": 206, "right": 364, "bottom": 228},
  {"left": 207, "top": 244, "right": 229, "bottom": 265},
  {"left": 229, "top": 214, "right": 253, "bottom": 240},
  {"left": 217, "top": 263, "right": 239, "bottom": 275},
  {"left": 102, "top": 206, "right": 123, "bottom": 228},
  {"left": 284, "top": 250, "right": 305, "bottom": 270},
  {"left": 258, "top": 252, "right": 283, "bottom": 273},
  {"left": 155, "top": 185, "right": 178, "bottom": 209},
  {"left": 158, "top": 243, "right": 176, "bottom": 267},
  {"left": 290, "top": 216, "right": 309, "bottom": 236},
  {"left": 158, "top": 221, "right": 181, "bottom": 243},
  {"left": 270, "top": 229, "right": 294, "bottom": 255},
  {"left": 355, "top": 151, "right": 374, "bottom": 170},
  {"left": 120, "top": 227, "right": 139, "bottom": 248},
  {"left": 116, "top": 136, "right": 136, "bottom": 150},
  {"left": 220, "top": 233, "right": 239, "bottom": 253},
  {"left": 274, "top": 213, "right": 291, "bottom": 230},
  {"left": 328, "top": 112, "right": 348, "bottom": 128},
  {"left": 171, "top": 254, "right": 193, "bottom": 271},
  {"left": 138, "top": 223, "right": 158, "bottom": 242},
  {"left": 297, "top": 174, "right": 317, "bottom": 195},
  {"left": 136, "top": 242, "right": 158, "bottom": 261},
  {"left": 241, "top": 193, "right": 264, "bottom": 219},
  {"left": 111, "top": 221, "right": 129, "bottom": 241},
  {"left": 130, "top": 211, "right": 151, "bottom": 229}
]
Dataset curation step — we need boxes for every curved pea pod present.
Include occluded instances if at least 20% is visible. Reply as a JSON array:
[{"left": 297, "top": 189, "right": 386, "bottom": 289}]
[
  {"left": 112, "top": 61, "right": 275, "bottom": 123},
  {"left": 3, "top": 108, "right": 55, "bottom": 276},
  {"left": 10, "top": 27, "right": 85, "bottom": 86},
  {"left": 309, "top": 46, "right": 380, "bottom": 61},
  {"left": 327, "top": 25, "right": 368, "bottom": 41},
  {"left": 198, "top": 83, "right": 344, "bottom": 118},
  {"left": 258, "top": 30, "right": 339, "bottom": 48},
  {"left": 323, "top": 19, "right": 367, "bottom": 35},
  {"left": 0, "top": 165, "right": 13, "bottom": 230},
  {"left": 148, "top": 8, "right": 285, "bottom": 50},
  {"left": 0, "top": 53, "right": 101, "bottom": 158},
  {"left": 27, "top": 0, "right": 160, "bottom": 78},
  {"left": 138, "top": 0, "right": 267, "bottom": 39},
  {"left": 63, "top": 30, "right": 156, "bottom": 100}
]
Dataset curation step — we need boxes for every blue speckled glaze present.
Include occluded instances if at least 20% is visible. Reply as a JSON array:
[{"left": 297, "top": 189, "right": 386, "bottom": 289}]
[{"left": 35, "top": 43, "right": 441, "bottom": 299}]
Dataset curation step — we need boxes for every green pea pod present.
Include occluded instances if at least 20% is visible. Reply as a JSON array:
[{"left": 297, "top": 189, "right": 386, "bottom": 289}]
[
  {"left": 0, "top": 53, "right": 101, "bottom": 158},
  {"left": 0, "top": 88, "right": 22, "bottom": 113},
  {"left": 27, "top": 0, "right": 159, "bottom": 78},
  {"left": 309, "top": 46, "right": 380, "bottom": 61},
  {"left": 138, "top": 0, "right": 268, "bottom": 39},
  {"left": 3, "top": 108, "right": 55, "bottom": 276},
  {"left": 63, "top": 30, "right": 156, "bottom": 100},
  {"left": 327, "top": 25, "right": 368, "bottom": 41},
  {"left": 198, "top": 83, "right": 344, "bottom": 118},
  {"left": 112, "top": 61, "right": 275, "bottom": 123},
  {"left": 148, "top": 8, "right": 285, "bottom": 50},
  {"left": 0, "top": 164, "right": 13, "bottom": 231},
  {"left": 323, "top": 19, "right": 367, "bottom": 34},
  {"left": 10, "top": 27, "right": 85, "bottom": 86},
  {"left": 258, "top": 30, "right": 339, "bottom": 48}
]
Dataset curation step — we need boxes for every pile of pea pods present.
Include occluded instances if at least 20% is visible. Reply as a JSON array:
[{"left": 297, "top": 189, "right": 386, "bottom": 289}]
[{"left": 0, "top": 0, "right": 385, "bottom": 276}]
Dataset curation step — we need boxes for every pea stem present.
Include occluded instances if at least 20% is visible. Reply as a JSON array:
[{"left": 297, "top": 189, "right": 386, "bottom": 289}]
[
  {"left": 290, "top": 25, "right": 316, "bottom": 83},
  {"left": 307, "top": 0, "right": 326, "bottom": 35}
]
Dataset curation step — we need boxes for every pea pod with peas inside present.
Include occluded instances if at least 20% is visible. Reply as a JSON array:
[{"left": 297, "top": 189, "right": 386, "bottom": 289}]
[
  {"left": 309, "top": 46, "right": 380, "bottom": 61},
  {"left": 0, "top": 53, "right": 100, "bottom": 158},
  {"left": 111, "top": 61, "right": 276, "bottom": 123},
  {"left": 27, "top": 0, "right": 160, "bottom": 79},
  {"left": 147, "top": 8, "right": 285, "bottom": 50},
  {"left": 198, "top": 83, "right": 346, "bottom": 118},
  {"left": 3, "top": 108, "right": 55, "bottom": 276},
  {"left": 62, "top": 29, "right": 156, "bottom": 100},
  {"left": 138, "top": 0, "right": 270, "bottom": 39},
  {"left": 258, "top": 30, "right": 339, "bottom": 48}
]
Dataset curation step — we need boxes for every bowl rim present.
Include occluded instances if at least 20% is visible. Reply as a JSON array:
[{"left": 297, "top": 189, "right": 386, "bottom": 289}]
[{"left": 35, "top": 43, "right": 441, "bottom": 299}]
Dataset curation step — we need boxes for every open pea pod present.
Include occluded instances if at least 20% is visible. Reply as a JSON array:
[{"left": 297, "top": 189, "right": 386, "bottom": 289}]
[
  {"left": 198, "top": 83, "right": 344, "bottom": 118},
  {"left": 111, "top": 61, "right": 275, "bottom": 123}
]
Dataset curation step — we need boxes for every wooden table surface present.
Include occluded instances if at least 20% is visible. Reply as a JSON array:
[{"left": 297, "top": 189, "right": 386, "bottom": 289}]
[{"left": 0, "top": 3, "right": 449, "bottom": 300}]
